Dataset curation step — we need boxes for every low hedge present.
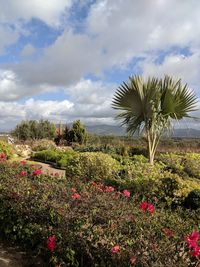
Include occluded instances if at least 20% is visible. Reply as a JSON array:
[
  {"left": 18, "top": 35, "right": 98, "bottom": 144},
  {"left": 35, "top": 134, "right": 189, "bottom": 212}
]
[{"left": 0, "top": 160, "right": 200, "bottom": 266}]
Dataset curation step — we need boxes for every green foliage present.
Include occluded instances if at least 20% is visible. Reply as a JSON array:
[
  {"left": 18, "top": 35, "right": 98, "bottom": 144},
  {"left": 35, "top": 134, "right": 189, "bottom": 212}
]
[
  {"left": 32, "top": 149, "right": 77, "bottom": 169},
  {"left": 65, "top": 152, "right": 120, "bottom": 181},
  {"left": 0, "top": 140, "right": 13, "bottom": 158},
  {"left": 0, "top": 160, "right": 199, "bottom": 266},
  {"left": 184, "top": 189, "right": 200, "bottom": 209},
  {"left": 12, "top": 119, "right": 56, "bottom": 141},
  {"left": 33, "top": 149, "right": 61, "bottom": 163}
]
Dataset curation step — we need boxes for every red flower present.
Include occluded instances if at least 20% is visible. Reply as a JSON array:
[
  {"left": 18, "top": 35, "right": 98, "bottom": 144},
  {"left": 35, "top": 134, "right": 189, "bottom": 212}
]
[
  {"left": 71, "top": 193, "right": 81, "bottom": 200},
  {"left": 47, "top": 235, "right": 56, "bottom": 252},
  {"left": 20, "top": 160, "right": 27, "bottom": 165},
  {"left": 111, "top": 245, "right": 120, "bottom": 254},
  {"left": 105, "top": 186, "right": 115, "bottom": 193},
  {"left": 123, "top": 189, "right": 131, "bottom": 198},
  {"left": 20, "top": 171, "right": 27, "bottom": 177},
  {"left": 32, "top": 169, "right": 42, "bottom": 176}
]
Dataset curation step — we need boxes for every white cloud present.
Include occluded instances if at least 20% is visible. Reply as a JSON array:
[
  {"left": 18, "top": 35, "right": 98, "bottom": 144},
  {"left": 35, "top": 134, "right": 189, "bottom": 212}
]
[
  {"left": 0, "top": 69, "right": 60, "bottom": 101},
  {"left": 0, "top": 0, "right": 73, "bottom": 27},
  {"left": 140, "top": 51, "right": 200, "bottom": 90}
]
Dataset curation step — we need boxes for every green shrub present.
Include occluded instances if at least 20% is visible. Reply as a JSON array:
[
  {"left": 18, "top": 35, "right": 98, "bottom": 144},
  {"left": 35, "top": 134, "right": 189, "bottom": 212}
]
[
  {"left": 65, "top": 152, "right": 120, "bottom": 181},
  {"left": 57, "top": 151, "right": 77, "bottom": 168},
  {"left": 184, "top": 189, "right": 200, "bottom": 209},
  {"left": 0, "top": 140, "right": 13, "bottom": 158},
  {"left": 32, "top": 149, "right": 61, "bottom": 163}
]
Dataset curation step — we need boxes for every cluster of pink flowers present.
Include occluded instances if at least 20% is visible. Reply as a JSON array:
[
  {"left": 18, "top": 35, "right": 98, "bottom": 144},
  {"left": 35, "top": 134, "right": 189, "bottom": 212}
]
[
  {"left": 185, "top": 231, "right": 200, "bottom": 257},
  {"left": 139, "top": 201, "right": 155, "bottom": 214},
  {"left": 70, "top": 188, "right": 81, "bottom": 200},
  {"left": 0, "top": 152, "right": 6, "bottom": 160},
  {"left": 71, "top": 193, "right": 81, "bottom": 200},
  {"left": 47, "top": 235, "right": 57, "bottom": 252},
  {"left": 105, "top": 186, "right": 115, "bottom": 193},
  {"left": 32, "top": 169, "right": 42, "bottom": 176},
  {"left": 20, "top": 160, "right": 27, "bottom": 165}
]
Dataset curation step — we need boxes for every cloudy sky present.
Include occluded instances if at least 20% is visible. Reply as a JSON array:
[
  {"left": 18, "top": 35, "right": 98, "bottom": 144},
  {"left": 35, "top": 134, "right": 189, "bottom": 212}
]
[{"left": 0, "top": 0, "right": 200, "bottom": 131}]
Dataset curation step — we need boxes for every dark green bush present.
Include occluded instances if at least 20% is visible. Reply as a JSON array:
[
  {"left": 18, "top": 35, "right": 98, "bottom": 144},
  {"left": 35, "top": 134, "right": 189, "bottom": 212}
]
[{"left": 184, "top": 189, "right": 200, "bottom": 209}]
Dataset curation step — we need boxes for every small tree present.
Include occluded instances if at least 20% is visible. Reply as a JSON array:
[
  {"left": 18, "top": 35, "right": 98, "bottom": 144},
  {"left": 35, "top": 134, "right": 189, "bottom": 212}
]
[
  {"left": 67, "top": 120, "right": 88, "bottom": 145},
  {"left": 112, "top": 75, "right": 198, "bottom": 164}
]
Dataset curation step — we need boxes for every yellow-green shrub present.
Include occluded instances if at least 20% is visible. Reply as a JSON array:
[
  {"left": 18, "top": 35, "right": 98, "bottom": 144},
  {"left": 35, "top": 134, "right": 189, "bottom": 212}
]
[{"left": 65, "top": 152, "right": 120, "bottom": 181}]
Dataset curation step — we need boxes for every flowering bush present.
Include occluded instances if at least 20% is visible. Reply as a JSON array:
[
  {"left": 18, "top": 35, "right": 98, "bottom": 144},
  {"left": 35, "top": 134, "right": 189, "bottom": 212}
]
[
  {"left": 0, "top": 140, "right": 13, "bottom": 159},
  {"left": 0, "top": 159, "right": 199, "bottom": 266}
]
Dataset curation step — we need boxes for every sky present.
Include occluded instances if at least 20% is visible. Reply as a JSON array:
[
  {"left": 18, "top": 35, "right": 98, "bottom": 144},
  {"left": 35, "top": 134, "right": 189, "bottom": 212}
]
[{"left": 0, "top": 0, "right": 200, "bottom": 131}]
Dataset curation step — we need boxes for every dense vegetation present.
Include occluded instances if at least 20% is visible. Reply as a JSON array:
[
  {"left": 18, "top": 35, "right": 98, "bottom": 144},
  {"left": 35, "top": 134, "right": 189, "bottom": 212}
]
[
  {"left": 1, "top": 116, "right": 200, "bottom": 266},
  {"left": 0, "top": 158, "right": 199, "bottom": 266}
]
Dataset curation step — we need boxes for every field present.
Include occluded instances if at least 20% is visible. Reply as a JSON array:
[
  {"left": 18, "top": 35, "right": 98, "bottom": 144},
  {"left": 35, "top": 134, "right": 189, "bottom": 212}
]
[{"left": 0, "top": 138, "right": 200, "bottom": 266}]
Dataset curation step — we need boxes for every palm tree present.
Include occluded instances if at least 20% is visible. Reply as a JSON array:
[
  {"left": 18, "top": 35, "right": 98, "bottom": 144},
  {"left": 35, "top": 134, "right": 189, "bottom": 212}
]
[{"left": 112, "top": 75, "right": 198, "bottom": 164}]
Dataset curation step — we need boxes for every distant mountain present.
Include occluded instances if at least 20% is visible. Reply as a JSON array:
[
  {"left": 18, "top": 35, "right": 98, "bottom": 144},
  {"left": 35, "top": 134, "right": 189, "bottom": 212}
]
[
  {"left": 172, "top": 128, "right": 200, "bottom": 138},
  {"left": 86, "top": 125, "right": 126, "bottom": 136},
  {"left": 86, "top": 125, "right": 200, "bottom": 138}
]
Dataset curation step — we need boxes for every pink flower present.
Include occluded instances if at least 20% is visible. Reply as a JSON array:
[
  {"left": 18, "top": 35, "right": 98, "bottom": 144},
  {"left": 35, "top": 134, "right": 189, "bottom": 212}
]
[
  {"left": 140, "top": 202, "right": 155, "bottom": 214},
  {"left": 147, "top": 203, "right": 155, "bottom": 214},
  {"left": 190, "top": 246, "right": 200, "bottom": 257},
  {"left": 111, "top": 245, "right": 120, "bottom": 254},
  {"left": 123, "top": 189, "right": 131, "bottom": 198},
  {"left": 20, "top": 160, "right": 27, "bottom": 165},
  {"left": 32, "top": 169, "right": 42, "bottom": 176},
  {"left": 98, "top": 184, "right": 103, "bottom": 192},
  {"left": 139, "top": 201, "right": 148, "bottom": 210},
  {"left": 105, "top": 186, "right": 115, "bottom": 193},
  {"left": 71, "top": 193, "right": 81, "bottom": 200},
  {"left": 47, "top": 235, "right": 56, "bottom": 252},
  {"left": 185, "top": 231, "right": 199, "bottom": 248},
  {"left": 20, "top": 171, "right": 27, "bottom": 177}
]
